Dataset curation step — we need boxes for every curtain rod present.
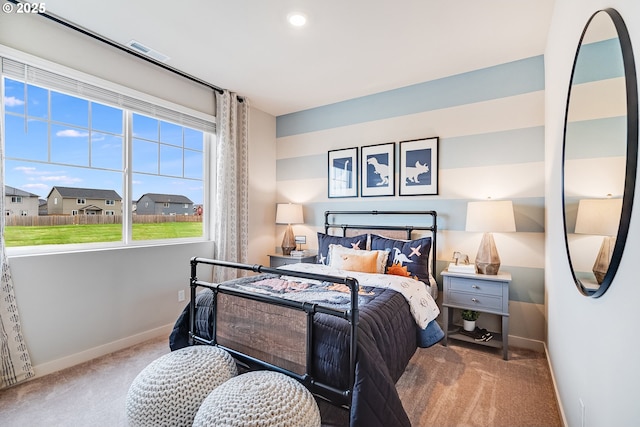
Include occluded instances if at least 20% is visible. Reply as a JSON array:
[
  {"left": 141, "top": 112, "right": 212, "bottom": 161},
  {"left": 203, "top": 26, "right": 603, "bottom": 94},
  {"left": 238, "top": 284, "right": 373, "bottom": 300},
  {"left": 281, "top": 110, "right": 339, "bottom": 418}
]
[{"left": 8, "top": 0, "right": 244, "bottom": 101}]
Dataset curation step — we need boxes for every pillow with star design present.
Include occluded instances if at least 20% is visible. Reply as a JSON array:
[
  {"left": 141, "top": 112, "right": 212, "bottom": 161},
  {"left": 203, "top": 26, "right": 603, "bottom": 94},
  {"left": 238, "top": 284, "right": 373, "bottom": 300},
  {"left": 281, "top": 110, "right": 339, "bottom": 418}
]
[
  {"left": 316, "top": 232, "right": 368, "bottom": 266},
  {"left": 370, "top": 234, "right": 432, "bottom": 283}
]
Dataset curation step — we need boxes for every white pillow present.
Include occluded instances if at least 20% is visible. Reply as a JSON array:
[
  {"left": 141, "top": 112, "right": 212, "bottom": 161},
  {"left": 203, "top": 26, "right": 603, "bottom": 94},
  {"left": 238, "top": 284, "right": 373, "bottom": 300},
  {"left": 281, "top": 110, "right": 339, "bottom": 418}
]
[{"left": 327, "top": 244, "right": 389, "bottom": 274}]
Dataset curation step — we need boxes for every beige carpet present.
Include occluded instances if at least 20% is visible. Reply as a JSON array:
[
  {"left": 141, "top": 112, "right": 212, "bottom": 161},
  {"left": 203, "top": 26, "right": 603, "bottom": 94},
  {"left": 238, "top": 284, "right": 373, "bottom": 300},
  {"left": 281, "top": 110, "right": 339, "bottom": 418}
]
[
  {"left": 397, "top": 342, "right": 563, "bottom": 427},
  {"left": 0, "top": 335, "right": 562, "bottom": 426},
  {"left": 0, "top": 336, "right": 169, "bottom": 427}
]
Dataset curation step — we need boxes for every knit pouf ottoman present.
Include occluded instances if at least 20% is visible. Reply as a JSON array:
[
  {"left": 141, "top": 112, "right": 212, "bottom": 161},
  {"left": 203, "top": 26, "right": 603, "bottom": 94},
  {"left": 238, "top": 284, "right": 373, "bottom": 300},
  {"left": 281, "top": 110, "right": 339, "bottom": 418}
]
[
  {"left": 126, "top": 345, "right": 238, "bottom": 427},
  {"left": 193, "top": 370, "right": 321, "bottom": 427}
]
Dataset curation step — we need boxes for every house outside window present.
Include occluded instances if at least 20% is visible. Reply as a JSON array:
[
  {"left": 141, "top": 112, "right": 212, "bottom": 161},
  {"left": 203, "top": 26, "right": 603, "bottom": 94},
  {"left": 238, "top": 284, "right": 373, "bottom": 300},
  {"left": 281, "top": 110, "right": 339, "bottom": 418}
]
[{"left": 11, "top": 196, "right": 22, "bottom": 203}]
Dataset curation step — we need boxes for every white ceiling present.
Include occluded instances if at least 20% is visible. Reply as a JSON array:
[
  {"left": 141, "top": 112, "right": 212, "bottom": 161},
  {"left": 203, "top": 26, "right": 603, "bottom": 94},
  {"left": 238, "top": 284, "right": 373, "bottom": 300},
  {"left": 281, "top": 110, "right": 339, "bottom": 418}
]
[{"left": 39, "top": 0, "right": 556, "bottom": 117}]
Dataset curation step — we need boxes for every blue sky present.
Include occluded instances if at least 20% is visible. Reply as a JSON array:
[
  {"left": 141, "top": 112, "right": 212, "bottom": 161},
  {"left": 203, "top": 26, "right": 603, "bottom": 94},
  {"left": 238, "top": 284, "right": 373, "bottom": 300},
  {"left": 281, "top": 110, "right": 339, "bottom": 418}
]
[{"left": 3, "top": 78, "right": 204, "bottom": 204}]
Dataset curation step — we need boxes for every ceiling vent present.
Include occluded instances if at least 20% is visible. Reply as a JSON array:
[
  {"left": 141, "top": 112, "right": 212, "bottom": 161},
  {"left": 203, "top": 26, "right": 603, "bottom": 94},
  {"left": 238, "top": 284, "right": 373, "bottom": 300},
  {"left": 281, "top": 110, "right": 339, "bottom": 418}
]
[{"left": 125, "top": 40, "right": 170, "bottom": 63}]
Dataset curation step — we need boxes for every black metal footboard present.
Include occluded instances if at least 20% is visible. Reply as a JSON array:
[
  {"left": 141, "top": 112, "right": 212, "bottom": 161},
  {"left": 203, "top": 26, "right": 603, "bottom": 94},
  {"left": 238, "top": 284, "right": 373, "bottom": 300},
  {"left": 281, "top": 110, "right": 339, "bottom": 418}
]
[{"left": 188, "top": 257, "right": 359, "bottom": 407}]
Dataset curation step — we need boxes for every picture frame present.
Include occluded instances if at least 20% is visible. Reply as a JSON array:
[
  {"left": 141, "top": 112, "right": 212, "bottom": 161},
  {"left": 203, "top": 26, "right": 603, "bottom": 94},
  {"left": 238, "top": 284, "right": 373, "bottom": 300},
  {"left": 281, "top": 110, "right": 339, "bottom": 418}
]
[
  {"left": 328, "top": 147, "right": 358, "bottom": 198},
  {"left": 361, "top": 142, "right": 395, "bottom": 197},
  {"left": 399, "top": 137, "right": 439, "bottom": 196}
]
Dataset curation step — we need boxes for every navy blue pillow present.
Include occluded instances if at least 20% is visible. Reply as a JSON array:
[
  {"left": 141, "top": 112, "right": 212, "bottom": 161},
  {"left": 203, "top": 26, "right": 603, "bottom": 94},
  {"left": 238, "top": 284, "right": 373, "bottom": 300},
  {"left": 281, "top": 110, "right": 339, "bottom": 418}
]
[
  {"left": 316, "top": 232, "right": 368, "bottom": 265},
  {"left": 370, "top": 235, "right": 432, "bottom": 282}
]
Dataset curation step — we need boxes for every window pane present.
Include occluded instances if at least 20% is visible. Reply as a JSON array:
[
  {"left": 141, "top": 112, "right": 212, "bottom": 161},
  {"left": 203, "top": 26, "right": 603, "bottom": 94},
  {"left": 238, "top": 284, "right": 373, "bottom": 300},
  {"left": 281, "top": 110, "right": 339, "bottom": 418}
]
[
  {"left": 4, "top": 160, "right": 123, "bottom": 246},
  {"left": 4, "top": 116, "right": 48, "bottom": 161},
  {"left": 133, "top": 113, "right": 158, "bottom": 140},
  {"left": 184, "top": 128, "right": 203, "bottom": 150},
  {"left": 160, "top": 121, "right": 182, "bottom": 146},
  {"left": 160, "top": 144, "right": 183, "bottom": 176},
  {"left": 131, "top": 115, "right": 204, "bottom": 241},
  {"left": 92, "top": 103, "right": 123, "bottom": 134},
  {"left": 132, "top": 173, "right": 202, "bottom": 240},
  {"left": 92, "top": 132, "right": 123, "bottom": 170},
  {"left": 184, "top": 149, "right": 203, "bottom": 180},
  {"left": 3, "top": 78, "right": 26, "bottom": 114},
  {"left": 133, "top": 138, "right": 158, "bottom": 174},
  {"left": 27, "top": 84, "right": 48, "bottom": 119},
  {"left": 51, "top": 92, "right": 88, "bottom": 127},
  {"left": 51, "top": 124, "right": 89, "bottom": 166}
]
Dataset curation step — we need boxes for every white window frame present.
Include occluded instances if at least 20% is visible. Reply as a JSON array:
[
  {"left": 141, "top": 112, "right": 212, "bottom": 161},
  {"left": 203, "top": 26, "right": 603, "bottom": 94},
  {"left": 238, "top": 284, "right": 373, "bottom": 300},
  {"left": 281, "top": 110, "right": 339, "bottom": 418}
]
[{"left": 2, "top": 47, "right": 215, "bottom": 255}]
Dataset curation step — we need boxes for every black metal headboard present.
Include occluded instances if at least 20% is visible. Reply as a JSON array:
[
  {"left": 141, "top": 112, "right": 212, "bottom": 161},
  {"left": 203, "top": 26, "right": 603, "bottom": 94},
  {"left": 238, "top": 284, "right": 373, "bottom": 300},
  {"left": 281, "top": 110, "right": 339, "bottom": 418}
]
[{"left": 324, "top": 210, "right": 438, "bottom": 280}]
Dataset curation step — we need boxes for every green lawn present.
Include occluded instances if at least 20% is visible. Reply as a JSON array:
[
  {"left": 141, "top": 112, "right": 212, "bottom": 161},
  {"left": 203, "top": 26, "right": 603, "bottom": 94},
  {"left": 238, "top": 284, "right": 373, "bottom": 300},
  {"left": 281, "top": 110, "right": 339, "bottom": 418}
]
[{"left": 5, "top": 222, "right": 203, "bottom": 247}]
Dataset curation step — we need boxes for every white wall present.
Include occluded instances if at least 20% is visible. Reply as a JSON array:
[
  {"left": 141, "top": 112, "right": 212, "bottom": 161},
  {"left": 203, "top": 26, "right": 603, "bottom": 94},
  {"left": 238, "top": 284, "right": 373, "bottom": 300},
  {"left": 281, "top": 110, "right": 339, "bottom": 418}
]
[
  {"left": 247, "top": 107, "right": 277, "bottom": 266},
  {"left": 546, "top": 1, "right": 640, "bottom": 425},
  {"left": 9, "top": 242, "right": 214, "bottom": 376}
]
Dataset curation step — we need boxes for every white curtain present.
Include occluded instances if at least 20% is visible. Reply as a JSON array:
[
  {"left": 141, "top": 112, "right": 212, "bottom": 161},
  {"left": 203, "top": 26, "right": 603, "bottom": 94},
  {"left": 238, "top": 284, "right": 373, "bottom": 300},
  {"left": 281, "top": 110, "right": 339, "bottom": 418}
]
[
  {"left": 0, "top": 129, "right": 34, "bottom": 389},
  {"left": 213, "top": 90, "right": 249, "bottom": 282}
]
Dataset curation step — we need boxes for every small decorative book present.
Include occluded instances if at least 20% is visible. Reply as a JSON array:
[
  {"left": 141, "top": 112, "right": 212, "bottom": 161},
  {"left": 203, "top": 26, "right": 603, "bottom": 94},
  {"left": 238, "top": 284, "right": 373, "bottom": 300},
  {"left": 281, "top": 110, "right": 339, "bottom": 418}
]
[{"left": 447, "top": 263, "right": 477, "bottom": 274}]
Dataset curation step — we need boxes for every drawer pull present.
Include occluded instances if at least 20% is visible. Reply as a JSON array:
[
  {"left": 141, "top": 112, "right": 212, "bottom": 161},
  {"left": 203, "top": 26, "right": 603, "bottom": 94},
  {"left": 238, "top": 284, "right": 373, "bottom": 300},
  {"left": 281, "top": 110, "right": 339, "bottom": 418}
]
[{"left": 471, "top": 298, "right": 479, "bottom": 303}]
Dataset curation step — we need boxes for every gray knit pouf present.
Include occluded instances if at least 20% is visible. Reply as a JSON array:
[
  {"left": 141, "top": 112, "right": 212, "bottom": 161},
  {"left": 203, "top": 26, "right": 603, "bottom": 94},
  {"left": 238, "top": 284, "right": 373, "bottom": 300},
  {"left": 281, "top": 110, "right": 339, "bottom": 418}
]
[
  {"left": 126, "top": 345, "right": 238, "bottom": 427},
  {"left": 193, "top": 370, "right": 321, "bottom": 427}
]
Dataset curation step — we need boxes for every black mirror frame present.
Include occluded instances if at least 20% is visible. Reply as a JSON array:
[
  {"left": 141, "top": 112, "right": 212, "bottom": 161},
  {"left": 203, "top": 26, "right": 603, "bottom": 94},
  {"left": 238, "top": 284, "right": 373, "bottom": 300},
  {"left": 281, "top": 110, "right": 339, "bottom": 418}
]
[{"left": 562, "top": 8, "right": 638, "bottom": 298}]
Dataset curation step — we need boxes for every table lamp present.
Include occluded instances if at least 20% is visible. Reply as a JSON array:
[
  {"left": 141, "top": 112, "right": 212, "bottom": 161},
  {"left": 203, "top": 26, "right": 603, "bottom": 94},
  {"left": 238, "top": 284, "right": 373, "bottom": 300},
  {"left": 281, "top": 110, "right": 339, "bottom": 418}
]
[
  {"left": 575, "top": 198, "right": 622, "bottom": 284},
  {"left": 276, "top": 203, "right": 303, "bottom": 255},
  {"left": 466, "top": 200, "right": 516, "bottom": 275}
]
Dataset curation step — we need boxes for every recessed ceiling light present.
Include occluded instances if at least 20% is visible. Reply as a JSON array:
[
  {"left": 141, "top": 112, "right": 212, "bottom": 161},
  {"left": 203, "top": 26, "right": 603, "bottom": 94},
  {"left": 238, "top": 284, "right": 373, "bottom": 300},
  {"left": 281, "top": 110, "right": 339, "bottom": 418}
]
[{"left": 287, "top": 12, "right": 307, "bottom": 27}]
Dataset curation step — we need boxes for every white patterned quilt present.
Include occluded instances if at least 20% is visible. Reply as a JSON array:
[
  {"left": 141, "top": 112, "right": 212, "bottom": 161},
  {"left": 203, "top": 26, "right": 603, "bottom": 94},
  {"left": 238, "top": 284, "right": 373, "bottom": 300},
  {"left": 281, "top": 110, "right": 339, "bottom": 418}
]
[{"left": 279, "top": 263, "right": 440, "bottom": 329}]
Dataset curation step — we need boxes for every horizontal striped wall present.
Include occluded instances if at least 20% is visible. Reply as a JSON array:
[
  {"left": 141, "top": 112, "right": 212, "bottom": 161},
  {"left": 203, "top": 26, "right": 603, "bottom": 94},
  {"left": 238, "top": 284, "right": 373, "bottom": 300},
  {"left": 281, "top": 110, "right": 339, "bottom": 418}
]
[{"left": 276, "top": 56, "right": 546, "bottom": 344}]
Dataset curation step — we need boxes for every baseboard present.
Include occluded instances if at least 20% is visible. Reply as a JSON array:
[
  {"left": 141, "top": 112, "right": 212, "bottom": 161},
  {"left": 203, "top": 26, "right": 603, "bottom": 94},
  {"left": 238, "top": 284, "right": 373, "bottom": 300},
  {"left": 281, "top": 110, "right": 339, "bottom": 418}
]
[
  {"left": 31, "top": 323, "right": 173, "bottom": 379},
  {"left": 508, "top": 334, "right": 545, "bottom": 353},
  {"left": 544, "top": 342, "right": 568, "bottom": 427}
]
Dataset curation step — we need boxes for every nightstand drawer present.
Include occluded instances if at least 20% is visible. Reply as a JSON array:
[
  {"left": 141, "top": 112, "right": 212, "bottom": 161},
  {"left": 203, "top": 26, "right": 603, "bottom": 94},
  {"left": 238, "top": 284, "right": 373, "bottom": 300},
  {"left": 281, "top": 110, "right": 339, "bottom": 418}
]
[
  {"left": 447, "top": 291, "right": 503, "bottom": 312},
  {"left": 447, "top": 277, "right": 503, "bottom": 297}
]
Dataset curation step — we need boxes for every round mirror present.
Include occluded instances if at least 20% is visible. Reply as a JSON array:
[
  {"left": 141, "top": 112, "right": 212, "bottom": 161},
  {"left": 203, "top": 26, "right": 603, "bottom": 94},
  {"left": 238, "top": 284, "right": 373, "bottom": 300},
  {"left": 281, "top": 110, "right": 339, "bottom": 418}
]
[{"left": 563, "top": 8, "right": 638, "bottom": 297}]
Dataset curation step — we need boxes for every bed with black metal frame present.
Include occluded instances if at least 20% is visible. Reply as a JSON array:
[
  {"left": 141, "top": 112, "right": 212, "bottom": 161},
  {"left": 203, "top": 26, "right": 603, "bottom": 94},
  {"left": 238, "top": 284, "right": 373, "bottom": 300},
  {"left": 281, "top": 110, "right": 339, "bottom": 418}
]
[{"left": 170, "top": 210, "right": 442, "bottom": 427}]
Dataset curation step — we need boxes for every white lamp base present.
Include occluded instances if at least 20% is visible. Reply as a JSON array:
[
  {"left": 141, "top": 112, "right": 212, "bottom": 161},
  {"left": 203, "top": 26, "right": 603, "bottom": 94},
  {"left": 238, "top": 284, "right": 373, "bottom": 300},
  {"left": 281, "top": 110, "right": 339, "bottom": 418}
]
[{"left": 475, "top": 232, "right": 501, "bottom": 275}]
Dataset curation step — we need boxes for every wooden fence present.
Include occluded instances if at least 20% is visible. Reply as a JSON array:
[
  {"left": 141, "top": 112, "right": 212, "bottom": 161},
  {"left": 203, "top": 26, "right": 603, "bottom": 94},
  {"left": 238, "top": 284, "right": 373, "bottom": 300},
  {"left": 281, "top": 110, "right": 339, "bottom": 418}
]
[{"left": 5, "top": 215, "right": 203, "bottom": 226}]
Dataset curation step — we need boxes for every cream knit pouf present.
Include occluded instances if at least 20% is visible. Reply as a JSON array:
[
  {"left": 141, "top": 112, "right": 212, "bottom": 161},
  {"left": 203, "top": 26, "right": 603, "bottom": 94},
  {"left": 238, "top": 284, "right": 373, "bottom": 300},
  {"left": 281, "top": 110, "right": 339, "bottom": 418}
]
[
  {"left": 193, "top": 370, "right": 321, "bottom": 427},
  {"left": 126, "top": 345, "right": 238, "bottom": 427}
]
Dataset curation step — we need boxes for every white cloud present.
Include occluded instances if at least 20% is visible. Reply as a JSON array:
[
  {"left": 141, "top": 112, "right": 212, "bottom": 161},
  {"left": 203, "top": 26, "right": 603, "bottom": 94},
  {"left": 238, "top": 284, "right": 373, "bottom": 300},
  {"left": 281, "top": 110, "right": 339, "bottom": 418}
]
[
  {"left": 56, "top": 129, "right": 89, "bottom": 137},
  {"left": 41, "top": 175, "right": 83, "bottom": 184},
  {"left": 4, "top": 96, "right": 25, "bottom": 107},
  {"left": 22, "top": 183, "right": 49, "bottom": 193},
  {"left": 14, "top": 166, "right": 38, "bottom": 174}
]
